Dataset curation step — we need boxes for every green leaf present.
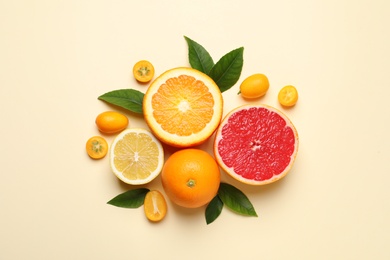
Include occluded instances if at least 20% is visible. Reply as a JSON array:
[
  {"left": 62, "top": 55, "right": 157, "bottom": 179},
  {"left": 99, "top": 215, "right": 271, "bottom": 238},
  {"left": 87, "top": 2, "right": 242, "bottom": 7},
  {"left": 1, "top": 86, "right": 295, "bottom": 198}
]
[
  {"left": 98, "top": 89, "right": 144, "bottom": 114},
  {"left": 205, "top": 195, "right": 224, "bottom": 225},
  {"left": 107, "top": 188, "right": 150, "bottom": 208},
  {"left": 208, "top": 47, "right": 244, "bottom": 93},
  {"left": 184, "top": 36, "right": 214, "bottom": 74},
  {"left": 218, "top": 183, "right": 257, "bottom": 217}
]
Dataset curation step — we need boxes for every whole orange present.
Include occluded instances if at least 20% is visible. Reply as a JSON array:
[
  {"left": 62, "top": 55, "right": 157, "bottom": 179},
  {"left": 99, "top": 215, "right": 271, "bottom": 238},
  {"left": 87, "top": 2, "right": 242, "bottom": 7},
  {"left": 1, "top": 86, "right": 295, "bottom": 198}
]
[{"left": 161, "top": 149, "right": 221, "bottom": 208}]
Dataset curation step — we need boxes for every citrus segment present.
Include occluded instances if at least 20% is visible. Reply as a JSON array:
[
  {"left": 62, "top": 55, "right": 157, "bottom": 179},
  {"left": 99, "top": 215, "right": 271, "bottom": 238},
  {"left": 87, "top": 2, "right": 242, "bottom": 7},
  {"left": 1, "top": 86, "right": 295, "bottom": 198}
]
[
  {"left": 86, "top": 136, "right": 108, "bottom": 159},
  {"left": 214, "top": 104, "right": 299, "bottom": 185},
  {"left": 278, "top": 85, "right": 298, "bottom": 107},
  {"left": 143, "top": 67, "right": 223, "bottom": 147},
  {"left": 144, "top": 190, "right": 167, "bottom": 222},
  {"left": 110, "top": 128, "right": 164, "bottom": 185},
  {"left": 161, "top": 149, "right": 220, "bottom": 208}
]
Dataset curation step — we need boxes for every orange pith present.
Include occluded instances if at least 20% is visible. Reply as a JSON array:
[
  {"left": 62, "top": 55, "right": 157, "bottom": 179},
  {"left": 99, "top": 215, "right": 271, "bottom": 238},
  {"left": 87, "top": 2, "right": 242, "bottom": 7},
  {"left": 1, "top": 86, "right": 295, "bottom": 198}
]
[{"left": 143, "top": 67, "right": 223, "bottom": 147}]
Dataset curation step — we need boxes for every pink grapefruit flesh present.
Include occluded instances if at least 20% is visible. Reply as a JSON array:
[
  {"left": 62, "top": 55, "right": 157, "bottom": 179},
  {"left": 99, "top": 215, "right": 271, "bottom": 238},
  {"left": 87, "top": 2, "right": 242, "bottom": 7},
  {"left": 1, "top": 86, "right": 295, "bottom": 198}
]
[{"left": 213, "top": 104, "right": 299, "bottom": 185}]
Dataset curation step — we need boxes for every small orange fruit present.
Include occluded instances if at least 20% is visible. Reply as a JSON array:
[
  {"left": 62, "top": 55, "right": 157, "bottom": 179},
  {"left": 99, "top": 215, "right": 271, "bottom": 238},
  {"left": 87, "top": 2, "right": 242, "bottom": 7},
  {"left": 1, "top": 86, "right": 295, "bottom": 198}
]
[
  {"left": 239, "top": 73, "right": 269, "bottom": 99},
  {"left": 278, "top": 85, "right": 298, "bottom": 107},
  {"left": 95, "top": 111, "right": 129, "bottom": 134},
  {"left": 144, "top": 190, "right": 167, "bottom": 222},
  {"left": 133, "top": 60, "right": 155, "bottom": 83},
  {"left": 143, "top": 67, "right": 223, "bottom": 147},
  {"left": 161, "top": 149, "right": 220, "bottom": 208},
  {"left": 86, "top": 136, "right": 108, "bottom": 159}
]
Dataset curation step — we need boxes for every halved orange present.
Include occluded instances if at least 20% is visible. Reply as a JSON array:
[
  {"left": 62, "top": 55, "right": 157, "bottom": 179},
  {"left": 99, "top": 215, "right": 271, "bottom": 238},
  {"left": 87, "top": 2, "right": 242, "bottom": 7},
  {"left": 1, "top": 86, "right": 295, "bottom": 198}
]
[{"left": 143, "top": 67, "right": 223, "bottom": 147}]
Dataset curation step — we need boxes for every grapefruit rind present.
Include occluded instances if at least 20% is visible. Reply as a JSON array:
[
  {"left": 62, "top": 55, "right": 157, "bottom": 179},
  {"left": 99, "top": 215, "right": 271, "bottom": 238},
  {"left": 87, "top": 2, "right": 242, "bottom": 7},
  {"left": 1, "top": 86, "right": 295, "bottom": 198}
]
[
  {"left": 143, "top": 67, "right": 223, "bottom": 148},
  {"left": 213, "top": 104, "right": 299, "bottom": 186},
  {"left": 109, "top": 128, "right": 164, "bottom": 185}
]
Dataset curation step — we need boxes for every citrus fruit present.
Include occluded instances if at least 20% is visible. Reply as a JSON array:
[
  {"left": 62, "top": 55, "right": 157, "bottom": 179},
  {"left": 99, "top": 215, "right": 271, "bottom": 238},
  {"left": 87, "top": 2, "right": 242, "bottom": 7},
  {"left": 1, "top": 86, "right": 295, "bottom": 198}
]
[
  {"left": 133, "top": 60, "right": 155, "bottom": 83},
  {"left": 86, "top": 136, "right": 108, "bottom": 159},
  {"left": 110, "top": 128, "right": 164, "bottom": 185},
  {"left": 144, "top": 190, "right": 167, "bottom": 222},
  {"left": 278, "top": 85, "right": 298, "bottom": 107},
  {"left": 96, "top": 111, "right": 129, "bottom": 134},
  {"left": 143, "top": 67, "right": 223, "bottom": 147},
  {"left": 239, "top": 73, "right": 270, "bottom": 99},
  {"left": 161, "top": 149, "right": 221, "bottom": 208},
  {"left": 214, "top": 104, "right": 299, "bottom": 185}
]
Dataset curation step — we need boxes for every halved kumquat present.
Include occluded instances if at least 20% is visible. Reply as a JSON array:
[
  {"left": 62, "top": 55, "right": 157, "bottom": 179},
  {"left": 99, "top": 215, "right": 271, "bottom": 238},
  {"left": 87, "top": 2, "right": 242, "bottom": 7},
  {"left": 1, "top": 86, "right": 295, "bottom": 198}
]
[
  {"left": 278, "top": 85, "right": 298, "bottom": 107},
  {"left": 133, "top": 60, "right": 155, "bottom": 83},
  {"left": 86, "top": 136, "right": 108, "bottom": 159},
  {"left": 144, "top": 190, "right": 167, "bottom": 222}
]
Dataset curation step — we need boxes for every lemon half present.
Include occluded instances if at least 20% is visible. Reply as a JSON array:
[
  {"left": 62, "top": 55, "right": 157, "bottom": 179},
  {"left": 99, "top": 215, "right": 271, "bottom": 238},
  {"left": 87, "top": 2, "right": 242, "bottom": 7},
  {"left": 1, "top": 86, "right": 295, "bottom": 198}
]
[{"left": 110, "top": 128, "right": 164, "bottom": 185}]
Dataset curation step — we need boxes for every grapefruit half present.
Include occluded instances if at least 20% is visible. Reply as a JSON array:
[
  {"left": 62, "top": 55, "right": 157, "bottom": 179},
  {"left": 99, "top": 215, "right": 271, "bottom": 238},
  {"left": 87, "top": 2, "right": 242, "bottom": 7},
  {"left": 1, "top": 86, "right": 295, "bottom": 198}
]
[{"left": 213, "top": 104, "right": 299, "bottom": 185}]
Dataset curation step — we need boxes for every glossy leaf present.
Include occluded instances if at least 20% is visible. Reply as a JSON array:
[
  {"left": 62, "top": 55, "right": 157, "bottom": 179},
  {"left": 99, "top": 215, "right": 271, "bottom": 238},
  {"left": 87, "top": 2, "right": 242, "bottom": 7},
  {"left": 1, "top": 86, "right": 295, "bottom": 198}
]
[
  {"left": 107, "top": 188, "right": 150, "bottom": 208},
  {"left": 205, "top": 195, "right": 224, "bottom": 225},
  {"left": 98, "top": 89, "right": 144, "bottom": 114},
  {"left": 208, "top": 47, "right": 244, "bottom": 93},
  {"left": 184, "top": 36, "right": 214, "bottom": 74},
  {"left": 218, "top": 183, "right": 257, "bottom": 217}
]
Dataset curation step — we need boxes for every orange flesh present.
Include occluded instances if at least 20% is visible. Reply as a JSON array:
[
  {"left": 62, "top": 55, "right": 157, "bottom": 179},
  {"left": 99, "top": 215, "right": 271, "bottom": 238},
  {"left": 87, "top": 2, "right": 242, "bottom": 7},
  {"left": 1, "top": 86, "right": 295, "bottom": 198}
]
[{"left": 151, "top": 75, "right": 215, "bottom": 136}]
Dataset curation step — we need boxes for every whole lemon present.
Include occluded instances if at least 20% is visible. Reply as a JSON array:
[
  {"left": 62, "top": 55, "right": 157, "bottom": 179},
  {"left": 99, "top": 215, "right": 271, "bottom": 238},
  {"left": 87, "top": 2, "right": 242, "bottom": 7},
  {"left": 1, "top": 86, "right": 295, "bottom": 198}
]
[{"left": 239, "top": 73, "right": 270, "bottom": 99}]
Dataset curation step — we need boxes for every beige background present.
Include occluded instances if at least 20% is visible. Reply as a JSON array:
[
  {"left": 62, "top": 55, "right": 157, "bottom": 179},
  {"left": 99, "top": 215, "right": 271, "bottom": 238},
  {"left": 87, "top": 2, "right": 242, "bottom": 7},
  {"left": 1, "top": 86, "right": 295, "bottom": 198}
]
[{"left": 1, "top": 0, "right": 389, "bottom": 259}]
